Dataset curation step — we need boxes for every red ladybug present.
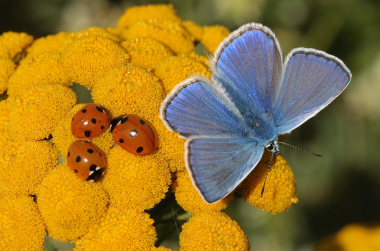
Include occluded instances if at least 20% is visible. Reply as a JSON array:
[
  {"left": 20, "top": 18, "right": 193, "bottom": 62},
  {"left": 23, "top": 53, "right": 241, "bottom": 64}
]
[
  {"left": 111, "top": 115, "right": 157, "bottom": 155},
  {"left": 71, "top": 104, "right": 110, "bottom": 139},
  {"left": 67, "top": 140, "right": 107, "bottom": 181}
]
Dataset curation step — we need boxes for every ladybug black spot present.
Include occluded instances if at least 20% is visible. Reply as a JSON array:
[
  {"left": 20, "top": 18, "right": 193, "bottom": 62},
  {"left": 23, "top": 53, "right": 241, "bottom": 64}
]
[
  {"left": 82, "top": 109, "right": 87, "bottom": 113},
  {"left": 96, "top": 106, "right": 104, "bottom": 112},
  {"left": 119, "top": 138, "right": 124, "bottom": 143},
  {"left": 74, "top": 169, "right": 78, "bottom": 173},
  {"left": 140, "top": 120, "right": 145, "bottom": 125},
  {"left": 67, "top": 152, "right": 70, "bottom": 157},
  {"left": 76, "top": 156, "right": 81, "bottom": 162},
  {"left": 85, "top": 130, "right": 91, "bottom": 137},
  {"left": 121, "top": 117, "right": 128, "bottom": 124},
  {"left": 91, "top": 118, "right": 97, "bottom": 124},
  {"left": 101, "top": 125, "right": 104, "bottom": 130},
  {"left": 87, "top": 149, "right": 94, "bottom": 153},
  {"left": 136, "top": 147, "right": 144, "bottom": 153},
  {"left": 90, "top": 164, "right": 97, "bottom": 171}
]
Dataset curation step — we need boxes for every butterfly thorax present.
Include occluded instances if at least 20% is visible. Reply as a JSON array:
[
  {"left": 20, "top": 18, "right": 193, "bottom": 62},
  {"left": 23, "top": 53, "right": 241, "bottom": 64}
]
[{"left": 245, "top": 112, "right": 277, "bottom": 143}]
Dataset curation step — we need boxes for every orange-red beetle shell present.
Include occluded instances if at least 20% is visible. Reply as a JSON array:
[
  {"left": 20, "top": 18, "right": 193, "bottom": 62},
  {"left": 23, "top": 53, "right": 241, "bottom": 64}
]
[
  {"left": 71, "top": 104, "right": 110, "bottom": 139},
  {"left": 67, "top": 140, "right": 107, "bottom": 181},
  {"left": 111, "top": 115, "right": 157, "bottom": 156}
]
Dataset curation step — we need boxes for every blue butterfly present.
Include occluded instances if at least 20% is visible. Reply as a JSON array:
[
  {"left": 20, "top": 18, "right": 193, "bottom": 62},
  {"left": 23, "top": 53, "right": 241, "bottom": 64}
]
[{"left": 160, "top": 23, "right": 351, "bottom": 204}]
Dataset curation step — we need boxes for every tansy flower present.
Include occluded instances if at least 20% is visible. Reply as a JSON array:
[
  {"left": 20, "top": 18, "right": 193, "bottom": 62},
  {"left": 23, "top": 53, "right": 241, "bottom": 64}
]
[
  {"left": 316, "top": 224, "right": 380, "bottom": 251},
  {"left": 155, "top": 55, "right": 211, "bottom": 92},
  {"left": 0, "top": 31, "right": 33, "bottom": 59},
  {"left": 37, "top": 165, "right": 108, "bottom": 241},
  {"left": 0, "top": 141, "right": 58, "bottom": 196},
  {"left": 91, "top": 64, "right": 165, "bottom": 119},
  {"left": 8, "top": 85, "right": 76, "bottom": 140},
  {"left": 118, "top": 4, "right": 181, "bottom": 28},
  {"left": 122, "top": 19, "right": 195, "bottom": 54},
  {"left": 7, "top": 52, "right": 71, "bottom": 97},
  {"left": 182, "top": 21, "right": 204, "bottom": 41},
  {"left": 26, "top": 32, "right": 71, "bottom": 57},
  {"left": 201, "top": 25, "right": 230, "bottom": 53},
  {"left": 180, "top": 212, "right": 250, "bottom": 251},
  {"left": 0, "top": 57, "right": 15, "bottom": 94},
  {"left": 174, "top": 170, "right": 233, "bottom": 214},
  {"left": 60, "top": 36, "right": 130, "bottom": 88},
  {"left": 103, "top": 146, "right": 171, "bottom": 211},
  {"left": 121, "top": 38, "right": 174, "bottom": 69},
  {"left": 0, "top": 196, "right": 46, "bottom": 251},
  {"left": 74, "top": 208, "right": 159, "bottom": 251},
  {"left": 239, "top": 154, "right": 298, "bottom": 214}
]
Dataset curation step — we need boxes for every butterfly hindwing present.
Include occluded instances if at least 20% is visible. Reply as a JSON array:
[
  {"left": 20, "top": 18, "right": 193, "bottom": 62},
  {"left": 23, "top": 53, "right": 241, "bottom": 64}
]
[
  {"left": 273, "top": 48, "right": 351, "bottom": 134},
  {"left": 187, "top": 137, "right": 265, "bottom": 203},
  {"left": 212, "top": 23, "right": 283, "bottom": 119},
  {"left": 161, "top": 78, "right": 248, "bottom": 137}
]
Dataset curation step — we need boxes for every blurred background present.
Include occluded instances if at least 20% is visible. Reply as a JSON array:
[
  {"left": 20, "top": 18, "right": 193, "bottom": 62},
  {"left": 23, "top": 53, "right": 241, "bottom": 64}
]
[{"left": 1, "top": 0, "right": 379, "bottom": 250}]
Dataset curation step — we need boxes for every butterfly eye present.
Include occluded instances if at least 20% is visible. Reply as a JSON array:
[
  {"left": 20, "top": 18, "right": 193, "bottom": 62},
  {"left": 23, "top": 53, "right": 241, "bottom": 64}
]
[{"left": 266, "top": 143, "right": 274, "bottom": 151}]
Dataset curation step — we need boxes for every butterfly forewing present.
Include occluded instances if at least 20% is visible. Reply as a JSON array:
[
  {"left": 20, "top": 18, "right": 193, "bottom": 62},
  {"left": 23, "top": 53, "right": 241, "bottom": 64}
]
[
  {"left": 273, "top": 48, "right": 351, "bottom": 134},
  {"left": 161, "top": 78, "right": 248, "bottom": 137},
  {"left": 212, "top": 23, "right": 283, "bottom": 118}
]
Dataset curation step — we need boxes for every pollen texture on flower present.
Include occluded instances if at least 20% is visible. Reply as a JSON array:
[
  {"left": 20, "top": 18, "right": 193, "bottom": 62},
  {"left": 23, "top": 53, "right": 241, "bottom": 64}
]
[
  {"left": 74, "top": 208, "right": 157, "bottom": 251},
  {"left": 37, "top": 165, "right": 108, "bottom": 241},
  {"left": 103, "top": 146, "right": 171, "bottom": 211},
  {"left": 0, "top": 141, "right": 58, "bottom": 196},
  {"left": 155, "top": 55, "right": 211, "bottom": 92},
  {"left": 239, "top": 154, "right": 298, "bottom": 214},
  {"left": 8, "top": 85, "right": 76, "bottom": 140},
  {"left": 0, "top": 57, "right": 15, "bottom": 94},
  {"left": 61, "top": 36, "right": 130, "bottom": 88},
  {"left": 92, "top": 64, "right": 165, "bottom": 118},
  {"left": 121, "top": 38, "right": 174, "bottom": 69},
  {"left": 174, "top": 170, "right": 233, "bottom": 214},
  {"left": 0, "top": 196, "right": 46, "bottom": 251},
  {"left": 180, "top": 212, "right": 250, "bottom": 251},
  {"left": 201, "top": 25, "right": 230, "bottom": 53},
  {"left": 118, "top": 4, "right": 181, "bottom": 28},
  {"left": 0, "top": 31, "right": 34, "bottom": 59}
]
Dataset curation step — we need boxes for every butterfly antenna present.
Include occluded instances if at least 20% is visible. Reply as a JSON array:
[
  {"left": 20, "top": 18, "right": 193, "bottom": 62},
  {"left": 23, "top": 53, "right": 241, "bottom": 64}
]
[
  {"left": 278, "top": 141, "right": 324, "bottom": 157},
  {"left": 260, "top": 154, "right": 275, "bottom": 197}
]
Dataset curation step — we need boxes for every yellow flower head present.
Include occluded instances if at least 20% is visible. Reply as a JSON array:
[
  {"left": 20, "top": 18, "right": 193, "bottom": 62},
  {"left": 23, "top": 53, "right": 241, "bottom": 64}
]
[
  {"left": 103, "top": 146, "right": 171, "bottom": 211},
  {"left": 174, "top": 170, "right": 233, "bottom": 214},
  {"left": 69, "top": 27, "right": 120, "bottom": 42},
  {"left": 122, "top": 19, "right": 195, "bottom": 54},
  {"left": 121, "top": 38, "right": 174, "bottom": 69},
  {"left": 239, "top": 154, "right": 298, "bottom": 214},
  {"left": 182, "top": 21, "right": 204, "bottom": 41},
  {"left": 0, "top": 57, "right": 15, "bottom": 94},
  {"left": 0, "top": 98, "right": 19, "bottom": 157},
  {"left": 0, "top": 141, "right": 58, "bottom": 196},
  {"left": 150, "top": 118, "right": 186, "bottom": 172},
  {"left": 8, "top": 85, "right": 76, "bottom": 140},
  {"left": 0, "top": 196, "right": 46, "bottom": 251},
  {"left": 92, "top": 64, "right": 165, "bottom": 119},
  {"left": 155, "top": 55, "right": 211, "bottom": 93},
  {"left": 26, "top": 32, "right": 71, "bottom": 58},
  {"left": 118, "top": 4, "right": 181, "bottom": 28},
  {"left": 75, "top": 208, "right": 157, "bottom": 251},
  {"left": 37, "top": 165, "right": 108, "bottom": 241},
  {"left": 7, "top": 52, "right": 71, "bottom": 97},
  {"left": 316, "top": 224, "right": 380, "bottom": 251},
  {"left": 180, "top": 212, "right": 250, "bottom": 251},
  {"left": 0, "top": 31, "right": 34, "bottom": 59},
  {"left": 61, "top": 36, "right": 130, "bottom": 88},
  {"left": 201, "top": 25, "right": 230, "bottom": 53},
  {"left": 53, "top": 104, "right": 114, "bottom": 157}
]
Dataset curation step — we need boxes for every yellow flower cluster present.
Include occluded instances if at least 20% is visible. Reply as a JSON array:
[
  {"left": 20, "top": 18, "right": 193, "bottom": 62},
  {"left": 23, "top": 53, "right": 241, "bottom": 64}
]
[
  {"left": 316, "top": 224, "right": 380, "bottom": 251},
  {"left": 0, "top": 4, "right": 300, "bottom": 250}
]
